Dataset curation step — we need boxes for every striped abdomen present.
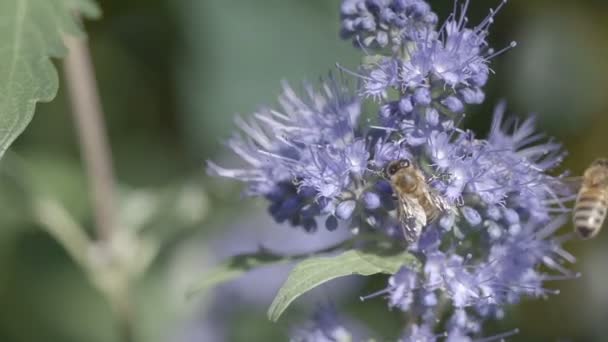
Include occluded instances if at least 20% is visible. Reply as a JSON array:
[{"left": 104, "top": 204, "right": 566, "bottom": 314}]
[{"left": 573, "top": 187, "right": 608, "bottom": 239}]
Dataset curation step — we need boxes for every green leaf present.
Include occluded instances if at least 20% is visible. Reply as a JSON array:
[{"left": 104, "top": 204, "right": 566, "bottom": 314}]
[
  {"left": 357, "top": 248, "right": 420, "bottom": 274},
  {"left": 186, "top": 238, "right": 363, "bottom": 299},
  {"left": 186, "top": 250, "right": 294, "bottom": 298},
  {"left": 267, "top": 248, "right": 420, "bottom": 322},
  {"left": 0, "top": 0, "right": 100, "bottom": 159}
]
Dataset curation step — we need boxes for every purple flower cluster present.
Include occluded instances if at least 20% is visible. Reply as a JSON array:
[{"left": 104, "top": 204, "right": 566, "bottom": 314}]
[
  {"left": 357, "top": 0, "right": 516, "bottom": 129},
  {"left": 208, "top": 76, "right": 368, "bottom": 232},
  {"left": 290, "top": 305, "right": 352, "bottom": 342},
  {"left": 340, "top": 0, "right": 438, "bottom": 50},
  {"left": 209, "top": 0, "right": 577, "bottom": 340}
]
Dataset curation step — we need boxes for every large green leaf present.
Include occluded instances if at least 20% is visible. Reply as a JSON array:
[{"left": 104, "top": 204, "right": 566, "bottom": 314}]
[
  {"left": 186, "top": 250, "right": 294, "bottom": 299},
  {"left": 0, "top": 0, "right": 100, "bottom": 159},
  {"left": 186, "top": 238, "right": 363, "bottom": 299},
  {"left": 267, "top": 248, "right": 420, "bottom": 322}
]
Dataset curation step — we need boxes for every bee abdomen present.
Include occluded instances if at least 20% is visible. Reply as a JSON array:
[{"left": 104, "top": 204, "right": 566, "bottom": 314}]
[{"left": 573, "top": 191, "right": 607, "bottom": 239}]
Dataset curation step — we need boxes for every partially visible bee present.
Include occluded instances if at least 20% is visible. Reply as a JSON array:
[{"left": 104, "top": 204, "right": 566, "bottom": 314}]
[
  {"left": 573, "top": 158, "right": 608, "bottom": 239},
  {"left": 385, "top": 159, "right": 452, "bottom": 243}
]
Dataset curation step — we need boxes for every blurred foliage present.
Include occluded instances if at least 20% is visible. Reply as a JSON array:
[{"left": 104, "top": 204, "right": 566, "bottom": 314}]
[{"left": 0, "top": 0, "right": 607, "bottom": 341}]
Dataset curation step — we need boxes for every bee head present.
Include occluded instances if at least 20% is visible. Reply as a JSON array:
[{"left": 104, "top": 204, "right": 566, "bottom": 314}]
[
  {"left": 591, "top": 158, "right": 608, "bottom": 168},
  {"left": 385, "top": 159, "right": 411, "bottom": 177},
  {"left": 585, "top": 158, "right": 608, "bottom": 187}
]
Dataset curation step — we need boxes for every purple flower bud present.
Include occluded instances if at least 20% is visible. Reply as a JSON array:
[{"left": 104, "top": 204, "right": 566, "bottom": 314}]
[
  {"left": 340, "top": 21, "right": 356, "bottom": 38},
  {"left": 485, "top": 220, "right": 502, "bottom": 240},
  {"left": 413, "top": 88, "right": 431, "bottom": 106},
  {"left": 424, "top": 12, "right": 438, "bottom": 25},
  {"left": 376, "top": 31, "right": 389, "bottom": 46},
  {"left": 502, "top": 208, "right": 520, "bottom": 224},
  {"left": 459, "top": 87, "right": 485, "bottom": 104},
  {"left": 398, "top": 96, "right": 414, "bottom": 114},
  {"left": 486, "top": 206, "right": 502, "bottom": 221},
  {"left": 325, "top": 215, "right": 339, "bottom": 231},
  {"left": 508, "top": 223, "right": 522, "bottom": 235},
  {"left": 336, "top": 200, "right": 357, "bottom": 220},
  {"left": 461, "top": 206, "right": 482, "bottom": 226},
  {"left": 470, "top": 68, "right": 489, "bottom": 87},
  {"left": 340, "top": 1, "right": 358, "bottom": 16},
  {"left": 442, "top": 96, "right": 464, "bottom": 114},
  {"left": 423, "top": 292, "right": 437, "bottom": 306},
  {"left": 365, "top": 0, "right": 383, "bottom": 12},
  {"left": 362, "top": 191, "right": 381, "bottom": 210},
  {"left": 425, "top": 107, "right": 439, "bottom": 126},
  {"left": 360, "top": 17, "right": 376, "bottom": 31},
  {"left": 374, "top": 180, "right": 393, "bottom": 195},
  {"left": 393, "top": 0, "right": 407, "bottom": 11},
  {"left": 303, "top": 218, "right": 318, "bottom": 232},
  {"left": 278, "top": 197, "right": 302, "bottom": 219},
  {"left": 379, "top": 8, "right": 396, "bottom": 23},
  {"left": 299, "top": 186, "right": 318, "bottom": 198}
]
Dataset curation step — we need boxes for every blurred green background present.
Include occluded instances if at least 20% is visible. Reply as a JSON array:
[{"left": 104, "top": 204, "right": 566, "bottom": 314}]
[{"left": 1, "top": 0, "right": 607, "bottom": 341}]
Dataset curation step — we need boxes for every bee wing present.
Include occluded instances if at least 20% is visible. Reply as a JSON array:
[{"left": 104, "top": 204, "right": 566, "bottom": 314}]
[
  {"left": 397, "top": 196, "right": 427, "bottom": 243},
  {"left": 422, "top": 186, "right": 455, "bottom": 222},
  {"left": 549, "top": 176, "right": 582, "bottom": 198},
  {"left": 428, "top": 189, "right": 453, "bottom": 212}
]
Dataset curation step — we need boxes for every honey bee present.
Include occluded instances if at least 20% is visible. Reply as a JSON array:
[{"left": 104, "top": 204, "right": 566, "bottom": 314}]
[
  {"left": 385, "top": 159, "right": 452, "bottom": 243},
  {"left": 573, "top": 158, "right": 608, "bottom": 239}
]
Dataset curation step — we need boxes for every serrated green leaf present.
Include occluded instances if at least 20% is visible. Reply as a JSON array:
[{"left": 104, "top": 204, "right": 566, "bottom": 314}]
[
  {"left": 267, "top": 248, "right": 420, "bottom": 322},
  {"left": 186, "top": 251, "right": 294, "bottom": 298},
  {"left": 0, "top": 0, "right": 101, "bottom": 159}
]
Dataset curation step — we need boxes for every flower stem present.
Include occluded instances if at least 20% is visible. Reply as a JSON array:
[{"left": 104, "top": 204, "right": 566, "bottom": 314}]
[
  {"left": 114, "top": 287, "right": 135, "bottom": 342},
  {"left": 63, "top": 35, "right": 135, "bottom": 342},
  {"left": 63, "top": 35, "right": 116, "bottom": 242}
]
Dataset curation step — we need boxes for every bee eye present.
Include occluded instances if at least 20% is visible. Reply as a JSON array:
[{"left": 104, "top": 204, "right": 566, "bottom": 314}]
[
  {"left": 386, "top": 162, "right": 400, "bottom": 176},
  {"left": 399, "top": 159, "right": 411, "bottom": 169}
]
